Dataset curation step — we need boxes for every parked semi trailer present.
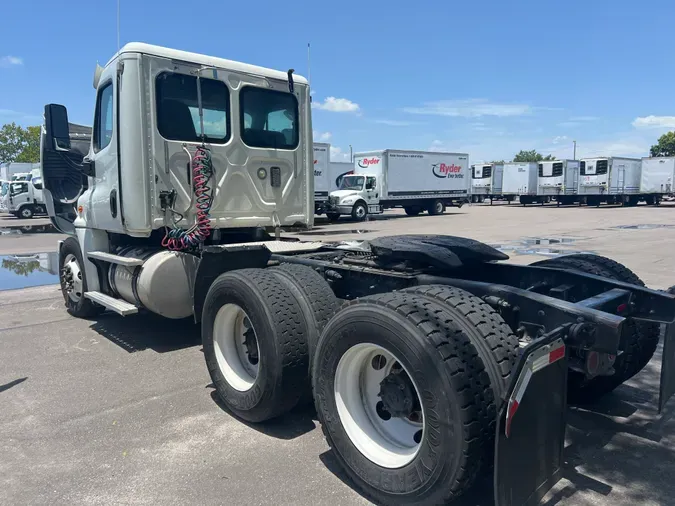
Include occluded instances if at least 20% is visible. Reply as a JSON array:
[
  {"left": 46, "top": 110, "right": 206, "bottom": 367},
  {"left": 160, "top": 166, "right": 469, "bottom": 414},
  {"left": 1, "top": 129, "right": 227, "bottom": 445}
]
[
  {"left": 327, "top": 149, "right": 470, "bottom": 221},
  {"left": 536, "top": 159, "right": 580, "bottom": 206},
  {"left": 639, "top": 156, "right": 675, "bottom": 205},
  {"left": 40, "top": 43, "right": 675, "bottom": 506},
  {"left": 470, "top": 163, "right": 505, "bottom": 203},
  {"left": 501, "top": 162, "right": 538, "bottom": 204},
  {"left": 313, "top": 142, "right": 330, "bottom": 215},
  {"left": 578, "top": 157, "right": 641, "bottom": 206}
]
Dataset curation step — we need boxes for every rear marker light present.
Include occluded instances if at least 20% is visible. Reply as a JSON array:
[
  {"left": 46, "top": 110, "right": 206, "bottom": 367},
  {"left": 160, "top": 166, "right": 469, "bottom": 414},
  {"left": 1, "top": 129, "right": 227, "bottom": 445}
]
[{"left": 505, "top": 340, "right": 565, "bottom": 437}]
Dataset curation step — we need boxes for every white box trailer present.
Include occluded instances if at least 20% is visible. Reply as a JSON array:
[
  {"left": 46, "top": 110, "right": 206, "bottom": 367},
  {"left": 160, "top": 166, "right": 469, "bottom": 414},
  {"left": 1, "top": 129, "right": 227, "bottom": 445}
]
[
  {"left": 502, "top": 162, "right": 538, "bottom": 201},
  {"left": 534, "top": 159, "right": 580, "bottom": 205},
  {"left": 327, "top": 149, "right": 469, "bottom": 220},
  {"left": 578, "top": 157, "right": 641, "bottom": 206},
  {"left": 640, "top": 157, "right": 675, "bottom": 205},
  {"left": 313, "top": 143, "right": 330, "bottom": 214},
  {"left": 470, "top": 163, "right": 505, "bottom": 203}
]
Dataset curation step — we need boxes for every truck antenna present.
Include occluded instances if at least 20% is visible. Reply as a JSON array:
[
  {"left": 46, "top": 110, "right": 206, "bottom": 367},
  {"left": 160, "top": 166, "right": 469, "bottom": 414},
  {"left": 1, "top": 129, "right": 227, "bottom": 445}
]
[{"left": 116, "top": 0, "right": 121, "bottom": 54}]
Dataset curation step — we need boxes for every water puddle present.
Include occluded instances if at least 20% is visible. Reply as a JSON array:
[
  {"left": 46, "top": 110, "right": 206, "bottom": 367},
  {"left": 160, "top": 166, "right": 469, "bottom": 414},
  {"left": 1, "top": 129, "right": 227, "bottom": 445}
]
[
  {"left": 490, "top": 236, "right": 591, "bottom": 257},
  {"left": 611, "top": 224, "right": 675, "bottom": 230},
  {"left": 0, "top": 224, "right": 58, "bottom": 235},
  {"left": 296, "top": 229, "right": 376, "bottom": 236},
  {"left": 0, "top": 252, "right": 59, "bottom": 290}
]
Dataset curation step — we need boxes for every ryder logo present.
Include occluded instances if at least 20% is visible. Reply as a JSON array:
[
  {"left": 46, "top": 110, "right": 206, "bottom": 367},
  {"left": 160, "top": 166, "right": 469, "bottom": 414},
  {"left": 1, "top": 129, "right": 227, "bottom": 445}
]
[
  {"left": 432, "top": 163, "right": 463, "bottom": 178},
  {"left": 358, "top": 157, "right": 380, "bottom": 168}
]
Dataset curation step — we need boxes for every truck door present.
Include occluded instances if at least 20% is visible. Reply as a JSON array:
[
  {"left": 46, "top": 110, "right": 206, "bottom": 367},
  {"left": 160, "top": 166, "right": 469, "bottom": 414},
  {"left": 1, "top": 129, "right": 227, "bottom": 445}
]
[
  {"left": 41, "top": 103, "right": 93, "bottom": 234},
  {"left": 365, "top": 176, "right": 378, "bottom": 206},
  {"left": 617, "top": 164, "right": 626, "bottom": 192}
]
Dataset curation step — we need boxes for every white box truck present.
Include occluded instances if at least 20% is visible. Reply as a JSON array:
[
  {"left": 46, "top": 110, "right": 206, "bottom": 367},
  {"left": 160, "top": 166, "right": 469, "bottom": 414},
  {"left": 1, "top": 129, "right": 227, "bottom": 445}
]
[
  {"left": 6, "top": 167, "right": 47, "bottom": 219},
  {"left": 578, "top": 157, "right": 641, "bottom": 206},
  {"left": 470, "top": 163, "right": 504, "bottom": 204},
  {"left": 639, "top": 157, "right": 675, "bottom": 205},
  {"left": 502, "top": 162, "right": 538, "bottom": 203},
  {"left": 327, "top": 149, "right": 469, "bottom": 221},
  {"left": 535, "top": 159, "right": 580, "bottom": 206},
  {"left": 313, "top": 143, "right": 330, "bottom": 214}
]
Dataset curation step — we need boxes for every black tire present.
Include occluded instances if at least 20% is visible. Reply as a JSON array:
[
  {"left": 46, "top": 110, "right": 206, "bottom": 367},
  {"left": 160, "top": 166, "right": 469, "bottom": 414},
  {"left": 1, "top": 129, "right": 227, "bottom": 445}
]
[
  {"left": 400, "top": 285, "right": 519, "bottom": 403},
  {"left": 268, "top": 263, "right": 340, "bottom": 362},
  {"left": 427, "top": 199, "right": 445, "bottom": 216},
  {"left": 326, "top": 212, "right": 341, "bottom": 222},
  {"left": 533, "top": 254, "right": 660, "bottom": 402},
  {"left": 202, "top": 268, "right": 309, "bottom": 422},
  {"left": 404, "top": 206, "right": 421, "bottom": 216},
  {"left": 59, "top": 237, "right": 104, "bottom": 318},
  {"left": 313, "top": 292, "right": 494, "bottom": 505},
  {"left": 19, "top": 206, "right": 34, "bottom": 219},
  {"left": 351, "top": 202, "right": 368, "bottom": 221}
]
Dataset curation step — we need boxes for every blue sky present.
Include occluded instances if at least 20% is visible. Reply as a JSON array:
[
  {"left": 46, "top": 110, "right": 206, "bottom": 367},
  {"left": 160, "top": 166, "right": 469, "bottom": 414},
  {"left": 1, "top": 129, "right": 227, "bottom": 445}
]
[{"left": 1, "top": 0, "right": 674, "bottom": 162}]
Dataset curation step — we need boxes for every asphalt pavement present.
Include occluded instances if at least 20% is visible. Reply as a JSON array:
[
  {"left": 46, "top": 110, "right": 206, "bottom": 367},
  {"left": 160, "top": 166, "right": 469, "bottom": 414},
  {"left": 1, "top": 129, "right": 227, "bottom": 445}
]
[{"left": 1, "top": 204, "right": 675, "bottom": 505}]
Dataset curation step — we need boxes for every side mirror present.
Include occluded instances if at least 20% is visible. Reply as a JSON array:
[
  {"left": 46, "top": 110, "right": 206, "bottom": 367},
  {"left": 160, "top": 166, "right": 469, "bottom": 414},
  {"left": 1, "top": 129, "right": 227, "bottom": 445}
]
[{"left": 44, "top": 104, "right": 71, "bottom": 152}]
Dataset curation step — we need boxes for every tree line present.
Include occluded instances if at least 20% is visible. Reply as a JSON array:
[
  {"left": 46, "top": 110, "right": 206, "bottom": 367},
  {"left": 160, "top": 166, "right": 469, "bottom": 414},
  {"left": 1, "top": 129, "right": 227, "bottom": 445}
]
[
  {"left": 2, "top": 121, "right": 675, "bottom": 165},
  {"left": 0, "top": 123, "right": 41, "bottom": 164}
]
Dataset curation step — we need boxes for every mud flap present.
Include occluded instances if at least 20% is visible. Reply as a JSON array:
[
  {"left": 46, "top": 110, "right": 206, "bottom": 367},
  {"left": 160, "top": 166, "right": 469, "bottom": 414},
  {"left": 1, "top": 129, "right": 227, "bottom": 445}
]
[
  {"left": 660, "top": 323, "right": 675, "bottom": 413},
  {"left": 494, "top": 335, "right": 568, "bottom": 506}
]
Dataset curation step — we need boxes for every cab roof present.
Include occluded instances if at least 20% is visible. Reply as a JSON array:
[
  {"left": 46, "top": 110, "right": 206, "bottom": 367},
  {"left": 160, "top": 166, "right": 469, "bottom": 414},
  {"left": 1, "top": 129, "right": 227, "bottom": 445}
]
[{"left": 109, "top": 42, "right": 308, "bottom": 85}]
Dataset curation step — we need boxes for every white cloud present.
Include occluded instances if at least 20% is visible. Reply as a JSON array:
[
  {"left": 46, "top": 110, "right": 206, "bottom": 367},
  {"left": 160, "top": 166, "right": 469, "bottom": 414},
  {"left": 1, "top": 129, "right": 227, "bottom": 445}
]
[
  {"left": 373, "top": 119, "right": 415, "bottom": 127},
  {"left": 0, "top": 109, "right": 41, "bottom": 124},
  {"left": 313, "top": 130, "right": 332, "bottom": 141},
  {"left": 0, "top": 56, "right": 23, "bottom": 67},
  {"left": 632, "top": 115, "right": 675, "bottom": 129},
  {"left": 552, "top": 135, "right": 569, "bottom": 144},
  {"left": 330, "top": 146, "right": 351, "bottom": 162},
  {"left": 404, "top": 99, "right": 533, "bottom": 118},
  {"left": 312, "top": 96, "right": 360, "bottom": 113}
]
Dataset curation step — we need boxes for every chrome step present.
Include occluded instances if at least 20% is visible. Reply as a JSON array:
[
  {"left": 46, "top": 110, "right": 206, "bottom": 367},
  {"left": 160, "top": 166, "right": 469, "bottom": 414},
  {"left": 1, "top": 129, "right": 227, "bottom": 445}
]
[
  {"left": 84, "top": 291, "right": 138, "bottom": 316},
  {"left": 87, "top": 251, "right": 144, "bottom": 266}
]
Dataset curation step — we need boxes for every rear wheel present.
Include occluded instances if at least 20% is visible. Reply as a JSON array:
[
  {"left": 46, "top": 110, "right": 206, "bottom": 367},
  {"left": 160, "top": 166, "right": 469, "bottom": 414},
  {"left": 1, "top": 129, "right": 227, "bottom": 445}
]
[
  {"left": 533, "top": 254, "right": 660, "bottom": 403},
  {"left": 313, "top": 292, "right": 495, "bottom": 505},
  {"left": 427, "top": 200, "right": 445, "bottom": 215},
  {"left": 403, "top": 206, "right": 422, "bottom": 216},
  {"left": 59, "top": 237, "right": 104, "bottom": 318},
  {"left": 202, "top": 268, "right": 309, "bottom": 422},
  {"left": 352, "top": 202, "right": 368, "bottom": 221}
]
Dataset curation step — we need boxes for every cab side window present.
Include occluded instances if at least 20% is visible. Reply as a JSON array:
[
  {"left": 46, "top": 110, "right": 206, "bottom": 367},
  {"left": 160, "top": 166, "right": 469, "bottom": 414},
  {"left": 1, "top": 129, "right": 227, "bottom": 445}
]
[{"left": 94, "top": 82, "right": 114, "bottom": 152}]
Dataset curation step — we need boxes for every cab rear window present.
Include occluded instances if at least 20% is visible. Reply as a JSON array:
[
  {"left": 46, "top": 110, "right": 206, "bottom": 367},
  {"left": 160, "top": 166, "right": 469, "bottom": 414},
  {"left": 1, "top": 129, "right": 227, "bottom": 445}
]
[{"left": 240, "top": 87, "right": 298, "bottom": 150}]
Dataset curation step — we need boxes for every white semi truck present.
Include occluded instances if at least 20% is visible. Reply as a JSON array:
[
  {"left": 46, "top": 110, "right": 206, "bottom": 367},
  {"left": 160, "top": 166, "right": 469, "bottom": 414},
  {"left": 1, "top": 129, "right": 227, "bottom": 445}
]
[
  {"left": 39, "top": 42, "right": 675, "bottom": 506},
  {"left": 470, "top": 163, "right": 504, "bottom": 203},
  {"left": 578, "top": 157, "right": 642, "bottom": 206},
  {"left": 534, "top": 159, "right": 580, "bottom": 206},
  {"left": 639, "top": 156, "right": 675, "bottom": 205},
  {"left": 327, "top": 149, "right": 469, "bottom": 221}
]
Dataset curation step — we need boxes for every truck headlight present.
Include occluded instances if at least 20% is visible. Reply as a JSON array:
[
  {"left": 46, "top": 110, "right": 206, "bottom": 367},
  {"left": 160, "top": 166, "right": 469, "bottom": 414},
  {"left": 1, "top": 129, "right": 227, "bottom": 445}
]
[{"left": 342, "top": 198, "right": 355, "bottom": 204}]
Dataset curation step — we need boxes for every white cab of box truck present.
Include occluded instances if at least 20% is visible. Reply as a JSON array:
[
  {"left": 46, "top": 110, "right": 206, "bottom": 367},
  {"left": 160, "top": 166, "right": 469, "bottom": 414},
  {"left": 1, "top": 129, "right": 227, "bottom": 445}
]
[
  {"left": 578, "top": 157, "right": 641, "bottom": 206},
  {"left": 639, "top": 156, "right": 675, "bottom": 205},
  {"left": 327, "top": 149, "right": 469, "bottom": 221},
  {"left": 313, "top": 142, "right": 330, "bottom": 214},
  {"left": 502, "top": 162, "right": 538, "bottom": 201},
  {"left": 532, "top": 159, "right": 580, "bottom": 206},
  {"left": 7, "top": 168, "right": 47, "bottom": 219}
]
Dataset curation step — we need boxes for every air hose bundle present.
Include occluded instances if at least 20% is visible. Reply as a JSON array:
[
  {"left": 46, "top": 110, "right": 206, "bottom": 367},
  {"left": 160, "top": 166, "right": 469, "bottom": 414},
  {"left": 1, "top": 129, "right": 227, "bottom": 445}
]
[{"left": 162, "top": 146, "right": 214, "bottom": 251}]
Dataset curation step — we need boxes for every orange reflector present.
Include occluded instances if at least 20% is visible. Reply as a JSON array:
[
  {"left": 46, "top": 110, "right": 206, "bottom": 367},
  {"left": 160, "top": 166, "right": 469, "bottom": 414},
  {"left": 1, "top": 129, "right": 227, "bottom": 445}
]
[{"left": 78, "top": 206, "right": 83, "bottom": 214}]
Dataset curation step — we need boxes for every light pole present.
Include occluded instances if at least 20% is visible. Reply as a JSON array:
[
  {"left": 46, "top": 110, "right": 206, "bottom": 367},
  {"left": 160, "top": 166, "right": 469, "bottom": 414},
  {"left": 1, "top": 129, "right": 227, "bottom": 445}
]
[
  {"left": 573, "top": 140, "right": 577, "bottom": 160},
  {"left": 349, "top": 144, "right": 353, "bottom": 162}
]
